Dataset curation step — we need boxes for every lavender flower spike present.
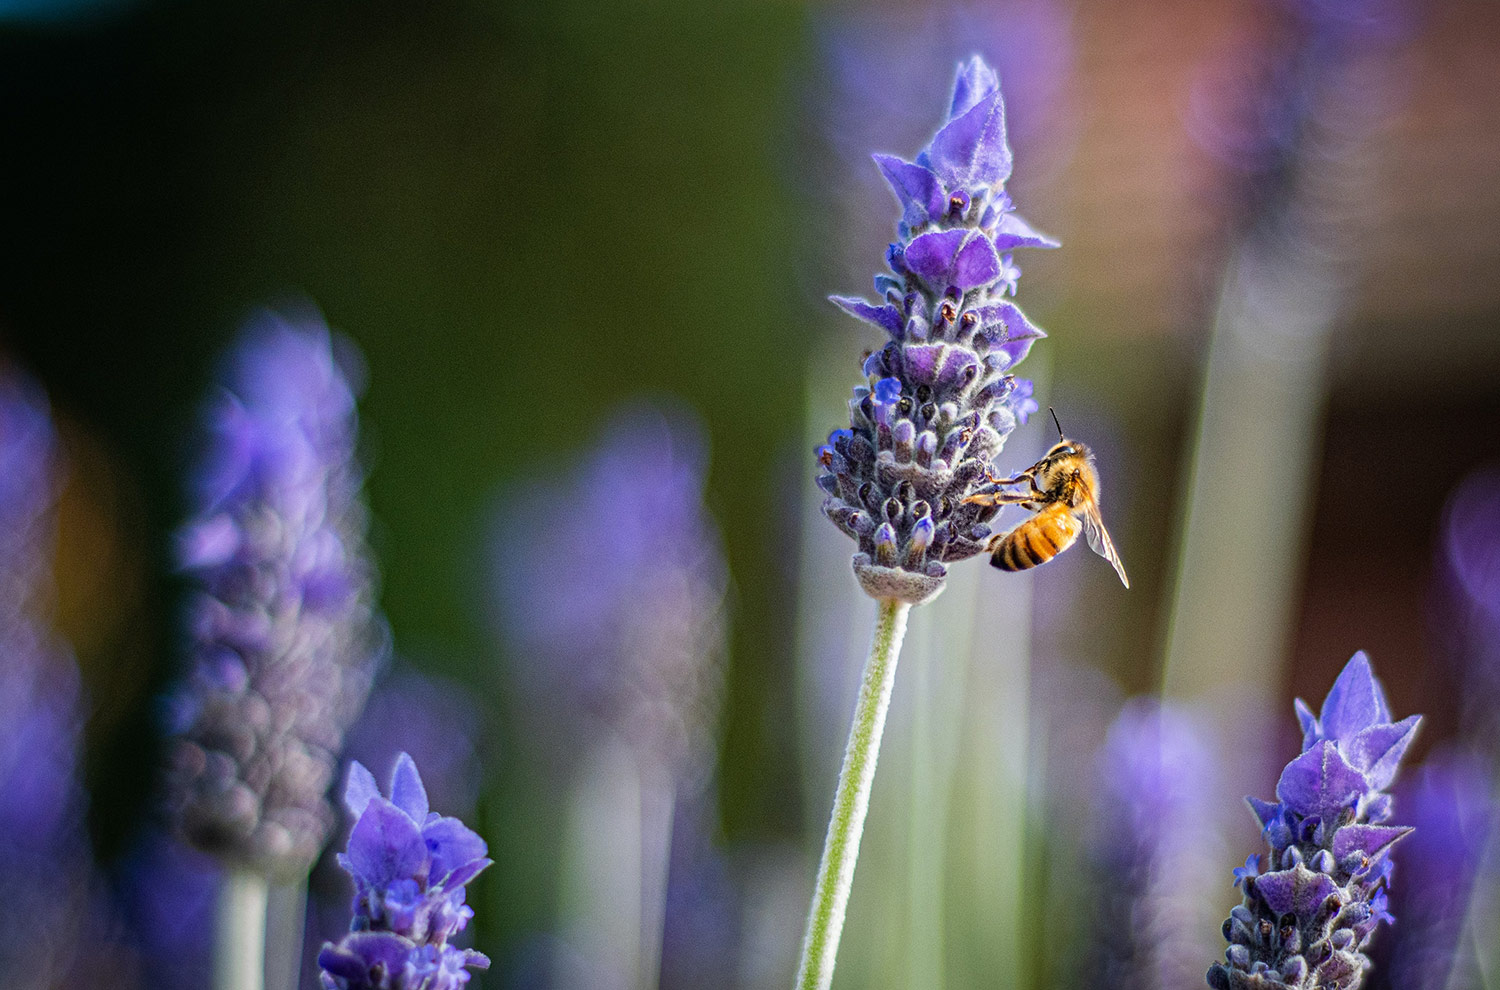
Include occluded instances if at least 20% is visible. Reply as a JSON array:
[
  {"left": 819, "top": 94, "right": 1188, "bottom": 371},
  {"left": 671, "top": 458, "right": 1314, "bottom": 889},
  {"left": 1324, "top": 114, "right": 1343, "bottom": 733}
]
[
  {"left": 318, "top": 754, "right": 491, "bottom": 990},
  {"left": 166, "top": 310, "right": 384, "bottom": 877},
  {"left": 1209, "top": 653, "right": 1421, "bottom": 990},
  {"left": 818, "top": 54, "right": 1056, "bottom": 604}
]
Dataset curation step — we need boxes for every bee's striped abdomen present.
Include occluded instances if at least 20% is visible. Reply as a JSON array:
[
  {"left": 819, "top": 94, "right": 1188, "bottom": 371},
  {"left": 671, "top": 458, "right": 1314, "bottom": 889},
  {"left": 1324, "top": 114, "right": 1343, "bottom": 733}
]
[{"left": 990, "top": 504, "right": 1080, "bottom": 572}]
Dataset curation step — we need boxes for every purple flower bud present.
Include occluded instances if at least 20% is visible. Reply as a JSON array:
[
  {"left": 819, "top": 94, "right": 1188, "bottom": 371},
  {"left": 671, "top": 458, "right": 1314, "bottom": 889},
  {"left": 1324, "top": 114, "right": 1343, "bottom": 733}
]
[
  {"left": 319, "top": 755, "right": 491, "bottom": 990},
  {"left": 165, "top": 309, "right": 385, "bottom": 877},
  {"left": 1210, "top": 653, "right": 1420, "bottom": 990},
  {"left": 818, "top": 57, "right": 1058, "bottom": 603}
]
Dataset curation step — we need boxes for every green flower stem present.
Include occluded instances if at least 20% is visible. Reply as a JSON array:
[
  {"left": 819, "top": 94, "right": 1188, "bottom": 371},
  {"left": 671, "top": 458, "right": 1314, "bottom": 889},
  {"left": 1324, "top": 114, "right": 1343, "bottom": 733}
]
[
  {"left": 794, "top": 596, "right": 911, "bottom": 990},
  {"left": 214, "top": 868, "right": 268, "bottom": 990}
]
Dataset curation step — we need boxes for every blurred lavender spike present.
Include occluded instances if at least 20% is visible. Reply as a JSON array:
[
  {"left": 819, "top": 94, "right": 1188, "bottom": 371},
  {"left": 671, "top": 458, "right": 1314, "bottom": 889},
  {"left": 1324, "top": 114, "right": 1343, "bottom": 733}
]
[
  {"left": 816, "top": 55, "right": 1055, "bottom": 604},
  {"left": 492, "top": 400, "right": 730, "bottom": 990},
  {"left": 493, "top": 400, "right": 728, "bottom": 790},
  {"left": 1084, "top": 699, "right": 1223, "bottom": 990},
  {"left": 1209, "top": 653, "right": 1420, "bottom": 990},
  {"left": 1440, "top": 467, "right": 1500, "bottom": 744},
  {"left": 318, "top": 754, "right": 491, "bottom": 990},
  {"left": 1372, "top": 749, "right": 1495, "bottom": 990},
  {"left": 166, "top": 309, "right": 386, "bottom": 878},
  {"left": 0, "top": 366, "right": 138, "bottom": 987}
]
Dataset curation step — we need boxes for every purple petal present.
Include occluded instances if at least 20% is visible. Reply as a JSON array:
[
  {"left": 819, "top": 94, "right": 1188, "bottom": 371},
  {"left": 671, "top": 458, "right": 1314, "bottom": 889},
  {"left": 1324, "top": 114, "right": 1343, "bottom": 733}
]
[
  {"left": 1294, "top": 697, "right": 1320, "bottom": 751},
  {"left": 934, "top": 349, "right": 981, "bottom": 392},
  {"left": 389, "top": 752, "right": 429, "bottom": 823},
  {"left": 346, "top": 798, "right": 427, "bottom": 888},
  {"left": 442, "top": 856, "right": 494, "bottom": 891},
  {"left": 1345, "top": 715, "right": 1421, "bottom": 790},
  {"left": 904, "top": 229, "right": 968, "bottom": 285},
  {"left": 991, "top": 211, "right": 1060, "bottom": 251},
  {"left": 899, "top": 344, "right": 947, "bottom": 386},
  {"left": 1276, "top": 740, "right": 1368, "bottom": 821},
  {"left": 996, "top": 336, "right": 1038, "bottom": 370},
  {"left": 951, "top": 232, "right": 1002, "bottom": 290},
  {"left": 320, "top": 931, "right": 417, "bottom": 978},
  {"left": 872, "top": 154, "right": 946, "bottom": 225},
  {"left": 972, "top": 301, "right": 1047, "bottom": 345},
  {"left": 1319, "top": 652, "right": 1391, "bottom": 743},
  {"left": 1332, "top": 823, "right": 1412, "bottom": 863},
  {"left": 830, "top": 296, "right": 904, "bottom": 337},
  {"left": 423, "top": 816, "right": 489, "bottom": 883},
  {"left": 1255, "top": 866, "right": 1339, "bottom": 917},
  {"left": 1247, "top": 795, "right": 1281, "bottom": 829},
  {"left": 949, "top": 55, "right": 1000, "bottom": 120},
  {"left": 925, "top": 90, "right": 1011, "bottom": 189},
  {"left": 344, "top": 761, "right": 381, "bottom": 818}
]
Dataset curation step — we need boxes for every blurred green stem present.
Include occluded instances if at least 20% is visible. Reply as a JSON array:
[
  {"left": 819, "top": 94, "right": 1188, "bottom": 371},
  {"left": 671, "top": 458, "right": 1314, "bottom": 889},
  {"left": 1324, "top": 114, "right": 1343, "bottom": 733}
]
[
  {"left": 794, "top": 596, "right": 910, "bottom": 990},
  {"left": 215, "top": 868, "right": 268, "bottom": 990}
]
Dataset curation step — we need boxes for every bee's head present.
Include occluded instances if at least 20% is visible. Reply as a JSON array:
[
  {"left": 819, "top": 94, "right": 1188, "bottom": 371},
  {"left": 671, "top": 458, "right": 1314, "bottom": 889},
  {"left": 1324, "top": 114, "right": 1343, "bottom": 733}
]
[
  {"left": 1045, "top": 438, "right": 1088, "bottom": 461},
  {"left": 1043, "top": 410, "right": 1089, "bottom": 462}
]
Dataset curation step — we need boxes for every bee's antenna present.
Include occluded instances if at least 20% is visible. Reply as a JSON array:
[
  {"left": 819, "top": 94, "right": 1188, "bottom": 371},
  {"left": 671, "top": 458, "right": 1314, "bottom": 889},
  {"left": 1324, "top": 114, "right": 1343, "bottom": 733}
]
[{"left": 1049, "top": 406, "right": 1064, "bottom": 440}]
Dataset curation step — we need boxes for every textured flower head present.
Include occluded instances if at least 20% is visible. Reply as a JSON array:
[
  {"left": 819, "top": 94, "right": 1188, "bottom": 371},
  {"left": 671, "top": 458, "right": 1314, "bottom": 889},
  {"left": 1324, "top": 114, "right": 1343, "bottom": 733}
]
[
  {"left": 493, "top": 402, "right": 727, "bottom": 785},
  {"left": 166, "top": 310, "right": 384, "bottom": 877},
  {"left": 818, "top": 56, "right": 1057, "bottom": 603},
  {"left": 320, "top": 754, "right": 491, "bottom": 990},
  {"left": 1209, "top": 653, "right": 1420, "bottom": 990}
]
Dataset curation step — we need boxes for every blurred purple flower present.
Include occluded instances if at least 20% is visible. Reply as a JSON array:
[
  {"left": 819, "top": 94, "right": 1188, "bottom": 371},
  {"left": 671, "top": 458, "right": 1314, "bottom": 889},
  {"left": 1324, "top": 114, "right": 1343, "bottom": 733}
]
[
  {"left": 1210, "top": 653, "right": 1420, "bottom": 990},
  {"left": 1083, "top": 698, "right": 1219, "bottom": 990},
  {"left": 1440, "top": 467, "right": 1500, "bottom": 740},
  {"left": 0, "top": 367, "right": 138, "bottom": 987},
  {"left": 493, "top": 401, "right": 728, "bottom": 788},
  {"left": 166, "top": 309, "right": 385, "bottom": 877},
  {"left": 116, "top": 828, "right": 220, "bottom": 990},
  {"left": 817, "top": 56, "right": 1056, "bottom": 604},
  {"left": 1370, "top": 748, "right": 1496, "bottom": 990},
  {"left": 1187, "top": 0, "right": 1410, "bottom": 245},
  {"left": 319, "top": 754, "right": 490, "bottom": 990}
]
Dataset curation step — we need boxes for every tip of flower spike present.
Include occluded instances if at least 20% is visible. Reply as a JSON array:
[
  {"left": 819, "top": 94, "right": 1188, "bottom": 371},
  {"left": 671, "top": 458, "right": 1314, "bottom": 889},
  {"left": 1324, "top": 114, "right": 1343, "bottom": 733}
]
[
  {"left": 344, "top": 761, "right": 381, "bottom": 817},
  {"left": 389, "top": 752, "right": 430, "bottom": 822},
  {"left": 923, "top": 87, "right": 1011, "bottom": 191},
  {"left": 949, "top": 55, "right": 1001, "bottom": 121},
  {"left": 1316, "top": 651, "right": 1392, "bottom": 743}
]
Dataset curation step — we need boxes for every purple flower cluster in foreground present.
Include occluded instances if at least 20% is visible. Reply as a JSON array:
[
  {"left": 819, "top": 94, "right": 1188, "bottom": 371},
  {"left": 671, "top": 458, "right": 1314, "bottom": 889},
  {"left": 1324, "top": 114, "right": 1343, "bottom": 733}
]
[
  {"left": 817, "top": 55, "right": 1055, "bottom": 604},
  {"left": 319, "top": 754, "right": 491, "bottom": 990},
  {"left": 1210, "top": 653, "right": 1419, "bottom": 990},
  {"left": 166, "top": 311, "right": 383, "bottom": 876}
]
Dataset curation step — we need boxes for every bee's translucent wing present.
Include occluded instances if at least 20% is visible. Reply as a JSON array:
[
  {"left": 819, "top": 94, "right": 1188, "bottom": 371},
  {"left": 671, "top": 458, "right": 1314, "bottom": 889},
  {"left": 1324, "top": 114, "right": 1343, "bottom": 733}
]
[{"left": 1082, "top": 505, "right": 1129, "bottom": 588}]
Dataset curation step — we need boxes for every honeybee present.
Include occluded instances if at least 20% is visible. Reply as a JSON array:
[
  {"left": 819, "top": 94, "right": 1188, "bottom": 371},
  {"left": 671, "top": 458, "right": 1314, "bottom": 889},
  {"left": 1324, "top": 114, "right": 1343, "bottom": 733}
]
[{"left": 963, "top": 410, "right": 1129, "bottom": 588}]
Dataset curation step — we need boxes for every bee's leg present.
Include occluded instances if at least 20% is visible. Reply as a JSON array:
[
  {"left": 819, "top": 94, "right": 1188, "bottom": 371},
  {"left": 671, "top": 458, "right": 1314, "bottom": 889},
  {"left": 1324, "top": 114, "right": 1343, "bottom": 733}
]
[
  {"left": 963, "top": 490, "right": 1036, "bottom": 507},
  {"left": 979, "top": 462, "right": 1039, "bottom": 489}
]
